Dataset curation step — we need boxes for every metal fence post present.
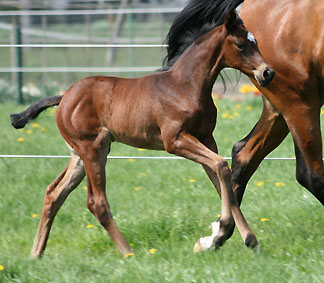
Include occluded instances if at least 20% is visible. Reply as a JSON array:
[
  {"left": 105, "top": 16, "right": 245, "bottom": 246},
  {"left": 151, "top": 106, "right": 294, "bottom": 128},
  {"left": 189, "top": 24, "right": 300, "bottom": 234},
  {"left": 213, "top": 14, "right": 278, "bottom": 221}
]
[{"left": 15, "top": 17, "right": 23, "bottom": 104}]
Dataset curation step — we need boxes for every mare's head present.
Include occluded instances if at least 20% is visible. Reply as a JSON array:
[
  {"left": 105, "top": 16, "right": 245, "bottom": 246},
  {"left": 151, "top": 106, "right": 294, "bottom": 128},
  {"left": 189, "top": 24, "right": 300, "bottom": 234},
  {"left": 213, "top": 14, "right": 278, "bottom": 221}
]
[{"left": 221, "top": 8, "right": 275, "bottom": 87}]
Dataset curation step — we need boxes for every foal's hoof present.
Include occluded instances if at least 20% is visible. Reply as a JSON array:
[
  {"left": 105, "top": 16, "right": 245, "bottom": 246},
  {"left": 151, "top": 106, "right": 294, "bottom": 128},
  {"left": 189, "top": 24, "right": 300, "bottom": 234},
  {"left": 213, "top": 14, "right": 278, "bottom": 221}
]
[
  {"left": 245, "top": 234, "right": 259, "bottom": 249},
  {"left": 193, "top": 240, "right": 203, "bottom": 254},
  {"left": 193, "top": 236, "right": 213, "bottom": 253},
  {"left": 193, "top": 221, "right": 221, "bottom": 253}
]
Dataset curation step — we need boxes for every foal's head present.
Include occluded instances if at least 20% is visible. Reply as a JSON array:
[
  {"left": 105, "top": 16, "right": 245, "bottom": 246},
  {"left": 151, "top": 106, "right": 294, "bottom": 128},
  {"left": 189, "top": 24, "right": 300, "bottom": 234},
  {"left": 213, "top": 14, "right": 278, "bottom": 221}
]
[{"left": 221, "top": 9, "right": 275, "bottom": 87}]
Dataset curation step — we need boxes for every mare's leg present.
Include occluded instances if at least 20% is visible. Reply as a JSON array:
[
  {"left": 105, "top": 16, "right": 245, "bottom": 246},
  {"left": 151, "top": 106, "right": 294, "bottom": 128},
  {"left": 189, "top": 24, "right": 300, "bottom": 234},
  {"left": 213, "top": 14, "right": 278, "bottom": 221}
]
[
  {"left": 163, "top": 131, "right": 256, "bottom": 251},
  {"left": 31, "top": 147, "right": 85, "bottom": 258},
  {"left": 284, "top": 101, "right": 324, "bottom": 204},
  {"left": 78, "top": 131, "right": 133, "bottom": 256},
  {"left": 227, "top": 96, "right": 289, "bottom": 241},
  {"left": 234, "top": 84, "right": 324, "bottom": 204},
  {"left": 231, "top": 97, "right": 289, "bottom": 205}
]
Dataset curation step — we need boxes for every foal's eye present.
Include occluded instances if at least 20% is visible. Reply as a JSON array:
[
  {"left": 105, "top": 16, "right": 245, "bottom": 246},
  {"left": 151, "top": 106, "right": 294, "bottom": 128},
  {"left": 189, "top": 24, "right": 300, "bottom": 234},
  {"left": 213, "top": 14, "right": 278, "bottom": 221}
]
[{"left": 235, "top": 41, "right": 246, "bottom": 50}]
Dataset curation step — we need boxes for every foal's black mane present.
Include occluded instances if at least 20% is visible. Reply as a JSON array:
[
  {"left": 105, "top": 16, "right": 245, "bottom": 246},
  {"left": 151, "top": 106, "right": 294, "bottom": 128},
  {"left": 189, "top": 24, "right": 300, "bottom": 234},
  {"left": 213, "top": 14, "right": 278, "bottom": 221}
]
[{"left": 162, "top": 0, "right": 244, "bottom": 71}]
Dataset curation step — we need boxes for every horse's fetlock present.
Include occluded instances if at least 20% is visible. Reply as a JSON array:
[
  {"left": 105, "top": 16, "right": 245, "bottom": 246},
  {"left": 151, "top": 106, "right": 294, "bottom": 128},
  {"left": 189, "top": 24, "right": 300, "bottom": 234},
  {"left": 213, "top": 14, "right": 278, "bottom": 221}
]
[{"left": 219, "top": 216, "right": 234, "bottom": 230}]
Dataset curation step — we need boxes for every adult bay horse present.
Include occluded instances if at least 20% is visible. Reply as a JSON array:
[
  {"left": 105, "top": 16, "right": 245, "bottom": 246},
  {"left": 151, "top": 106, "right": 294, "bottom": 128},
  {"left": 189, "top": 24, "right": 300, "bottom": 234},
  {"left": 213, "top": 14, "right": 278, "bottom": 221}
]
[
  {"left": 164, "top": 0, "right": 324, "bottom": 251},
  {"left": 10, "top": 9, "right": 274, "bottom": 257}
]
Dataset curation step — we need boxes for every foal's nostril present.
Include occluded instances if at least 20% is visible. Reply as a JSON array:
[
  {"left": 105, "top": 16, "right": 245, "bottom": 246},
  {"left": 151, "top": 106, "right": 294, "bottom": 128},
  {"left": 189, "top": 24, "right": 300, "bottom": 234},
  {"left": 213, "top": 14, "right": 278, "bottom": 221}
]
[
  {"left": 255, "top": 67, "right": 275, "bottom": 87},
  {"left": 263, "top": 69, "right": 272, "bottom": 80}
]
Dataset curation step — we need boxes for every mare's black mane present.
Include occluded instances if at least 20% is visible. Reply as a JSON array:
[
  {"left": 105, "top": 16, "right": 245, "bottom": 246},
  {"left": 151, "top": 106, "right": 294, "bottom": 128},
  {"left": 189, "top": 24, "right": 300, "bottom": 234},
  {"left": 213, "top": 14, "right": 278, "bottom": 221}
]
[{"left": 161, "top": 0, "right": 244, "bottom": 71}]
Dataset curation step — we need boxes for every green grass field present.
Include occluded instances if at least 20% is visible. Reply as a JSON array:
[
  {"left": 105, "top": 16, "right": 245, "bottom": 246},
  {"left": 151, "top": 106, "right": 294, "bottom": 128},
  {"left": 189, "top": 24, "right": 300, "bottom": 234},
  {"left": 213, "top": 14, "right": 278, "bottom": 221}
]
[{"left": 0, "top": 96, "right": 323, "bottom": 282}]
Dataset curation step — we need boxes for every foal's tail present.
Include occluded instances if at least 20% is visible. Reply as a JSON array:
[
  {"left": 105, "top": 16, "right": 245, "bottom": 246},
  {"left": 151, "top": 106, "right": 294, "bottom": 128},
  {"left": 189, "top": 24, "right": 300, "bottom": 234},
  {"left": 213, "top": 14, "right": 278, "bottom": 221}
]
[{"left": 10, "top": 95, "right": 63, "bottom": 129}]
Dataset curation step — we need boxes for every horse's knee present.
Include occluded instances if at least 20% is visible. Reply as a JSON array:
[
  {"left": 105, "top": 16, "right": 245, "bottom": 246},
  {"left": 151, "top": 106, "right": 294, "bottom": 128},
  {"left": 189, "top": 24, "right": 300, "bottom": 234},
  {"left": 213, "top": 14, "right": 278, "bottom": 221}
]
[
  {"left": 214, "top": 160, "right": 231, "bottom": 178},
  {"left": 231, "top": 156, "right": 249, "bottom": 186},
  {"left": 232, "top": 139, "right": 247, "bottom": 157}
]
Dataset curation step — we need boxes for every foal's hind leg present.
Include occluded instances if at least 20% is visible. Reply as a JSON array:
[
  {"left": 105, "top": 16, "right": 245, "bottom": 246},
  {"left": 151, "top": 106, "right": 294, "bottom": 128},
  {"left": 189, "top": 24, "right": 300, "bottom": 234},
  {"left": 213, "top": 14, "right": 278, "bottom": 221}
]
[
  {"left": 31, "top": 147, "right": 85, "bottom": 258},
  {"left": 79, "top": 132, "right": 133, "bottom": 256}
]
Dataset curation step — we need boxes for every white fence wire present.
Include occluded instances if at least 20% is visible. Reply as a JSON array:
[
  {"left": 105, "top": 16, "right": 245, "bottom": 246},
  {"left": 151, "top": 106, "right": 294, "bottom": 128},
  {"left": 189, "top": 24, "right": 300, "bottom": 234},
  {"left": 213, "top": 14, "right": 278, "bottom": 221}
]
[
  {"left": 0, "top": 155, "right": 297, "bottom": 161},
  {"left": 0, "top": 7, "right": 299, "bottom": 162},
  {"left": 0, "top": 7, "right": 183, "bottom": 16}
]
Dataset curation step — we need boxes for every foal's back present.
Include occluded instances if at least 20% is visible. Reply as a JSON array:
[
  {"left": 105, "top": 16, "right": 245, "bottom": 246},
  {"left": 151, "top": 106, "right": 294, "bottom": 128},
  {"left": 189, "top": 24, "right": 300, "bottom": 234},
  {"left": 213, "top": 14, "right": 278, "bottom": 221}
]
[{"left": 56, "top": 75, "right": 168, "bottom": 150}]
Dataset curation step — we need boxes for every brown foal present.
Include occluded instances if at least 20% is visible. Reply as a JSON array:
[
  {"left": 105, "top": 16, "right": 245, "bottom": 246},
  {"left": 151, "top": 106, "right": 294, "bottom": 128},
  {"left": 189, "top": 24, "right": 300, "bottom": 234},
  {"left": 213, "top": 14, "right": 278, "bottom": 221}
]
[{"left": 11, "top": 9, "right": 274, "bottom": 257}]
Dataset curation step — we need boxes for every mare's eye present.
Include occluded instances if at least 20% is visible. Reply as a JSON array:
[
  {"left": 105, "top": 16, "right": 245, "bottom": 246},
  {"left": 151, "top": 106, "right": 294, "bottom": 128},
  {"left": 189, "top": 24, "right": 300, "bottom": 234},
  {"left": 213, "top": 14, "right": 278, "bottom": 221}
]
[{"left": 235, "top": 41, "right": 246, "bottom": 50}]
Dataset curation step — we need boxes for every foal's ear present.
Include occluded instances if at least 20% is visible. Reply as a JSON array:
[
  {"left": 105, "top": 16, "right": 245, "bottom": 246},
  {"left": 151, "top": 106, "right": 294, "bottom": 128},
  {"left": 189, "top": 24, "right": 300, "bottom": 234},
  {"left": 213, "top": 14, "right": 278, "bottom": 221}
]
[{"left": 224, "top": 5, "right": 238, "bottom": 32}]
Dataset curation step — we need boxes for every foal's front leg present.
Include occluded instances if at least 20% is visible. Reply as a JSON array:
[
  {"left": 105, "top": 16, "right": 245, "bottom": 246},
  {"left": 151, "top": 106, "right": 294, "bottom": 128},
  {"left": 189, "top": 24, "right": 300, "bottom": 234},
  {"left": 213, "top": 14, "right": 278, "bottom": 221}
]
[
  {"left": 200, "top": 135, "right": 258, "bottom": 251},
  {"left": 163, "top": 132, "right": 256, "bottom": 251}
]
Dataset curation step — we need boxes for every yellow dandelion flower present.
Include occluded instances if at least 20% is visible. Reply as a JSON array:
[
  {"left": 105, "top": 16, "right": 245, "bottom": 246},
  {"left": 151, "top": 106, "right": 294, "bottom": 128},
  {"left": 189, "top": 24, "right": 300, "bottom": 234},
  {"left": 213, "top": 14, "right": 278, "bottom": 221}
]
[
  {"left": 0, "top": 265, "right": 4, "bottom": 271},
  {"left": 26, "top": 129, "right": 32, "bottom": 134},
  {"left": 137, "top": 148, "right": 146, "bottom": 151},
  {"left": 149, "top": 248, "right": 157, "bottom": 254},
  {"left": 233, "top": 112, "right": 239, "bottom": 117},
  {"left": 128, "top": 158, "right": 135, "bottom": 162},
  {"left": 321, "top": 110, "right": 324, "bottom": 115},
  {"left": 140, "top": 173, "right": 147, "bottom": 177},
  {"left": 124, "top": 253, "right": 135, "bottom": 258},
  {"left": 17, "top": 137, "right": 24, "bottom": 142},
  {"left": 234, "top": 104, "right": 241, "bottom": 109},
  {"left": 221, "top": 113, "right": 229, "bottom": 118},
  {"left": 260, "top": 218, "right": 269, "bottom": 222},
  {"left": 245, "top": 106, "right": 253, "bottom": 110},
  {"left": 83, "top": 186, "right": 87, "bottom": 190},
  {"left": 239, "top": 84, "right": 255, "bottom": 94},
  {"left": 135, "top": 186, "right": 143, "bottom": 191},
  {"left": 256, "top": 181, "right": 264, "bottom": 187},
  {"left": 228, "top": 115, "right": 234, "bottom": 120},
  {"left": 275, "top": 182, "right": 285, "bottom": 187},
  {"left": 32, "top": 213, "right": 39, "bottom": 218},
  {"left": 216, "top": 214, "right": 221, "bottom": 218},
  {"left": 188, "top": 179, "right": 196, "bottom": 183},
  {"left": 87, "top": 224, "right": 95, "bottom": 228},
  {"left": 32, "top": 123, "right": 40, "bottom": 128}
]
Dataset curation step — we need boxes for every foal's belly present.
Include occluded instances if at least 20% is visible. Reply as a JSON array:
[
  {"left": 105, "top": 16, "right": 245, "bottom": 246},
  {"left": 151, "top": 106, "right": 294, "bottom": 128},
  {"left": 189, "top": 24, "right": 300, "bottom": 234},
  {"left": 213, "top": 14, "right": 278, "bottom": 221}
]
[
  {"left": 106, "top": 115, "right": 165, "bottom": 150},
  {"left": 110, "top": 130, "right": 165, "bottom": 151}
]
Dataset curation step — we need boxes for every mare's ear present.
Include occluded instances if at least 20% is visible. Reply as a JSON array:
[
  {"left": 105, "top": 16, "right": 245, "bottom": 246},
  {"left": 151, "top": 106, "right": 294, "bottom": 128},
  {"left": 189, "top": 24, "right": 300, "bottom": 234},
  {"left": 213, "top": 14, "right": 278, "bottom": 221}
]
[{"left": 224, "top": 5, "right": 238, "bottom": 32}]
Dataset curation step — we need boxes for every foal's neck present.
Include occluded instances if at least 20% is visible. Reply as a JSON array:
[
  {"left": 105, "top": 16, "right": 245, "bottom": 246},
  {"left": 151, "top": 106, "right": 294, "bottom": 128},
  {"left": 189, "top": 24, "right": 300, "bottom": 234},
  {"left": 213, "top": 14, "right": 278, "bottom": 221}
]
[{"left": 171, "top": 26, "right": 226, "bottom": 95}]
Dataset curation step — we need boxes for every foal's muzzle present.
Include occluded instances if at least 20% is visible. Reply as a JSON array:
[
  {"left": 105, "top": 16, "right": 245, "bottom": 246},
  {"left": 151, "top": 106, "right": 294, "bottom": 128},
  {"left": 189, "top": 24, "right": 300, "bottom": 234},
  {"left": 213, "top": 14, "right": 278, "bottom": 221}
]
[{"left": 254, "top": 65, "right": 275, "bottom": 87}]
